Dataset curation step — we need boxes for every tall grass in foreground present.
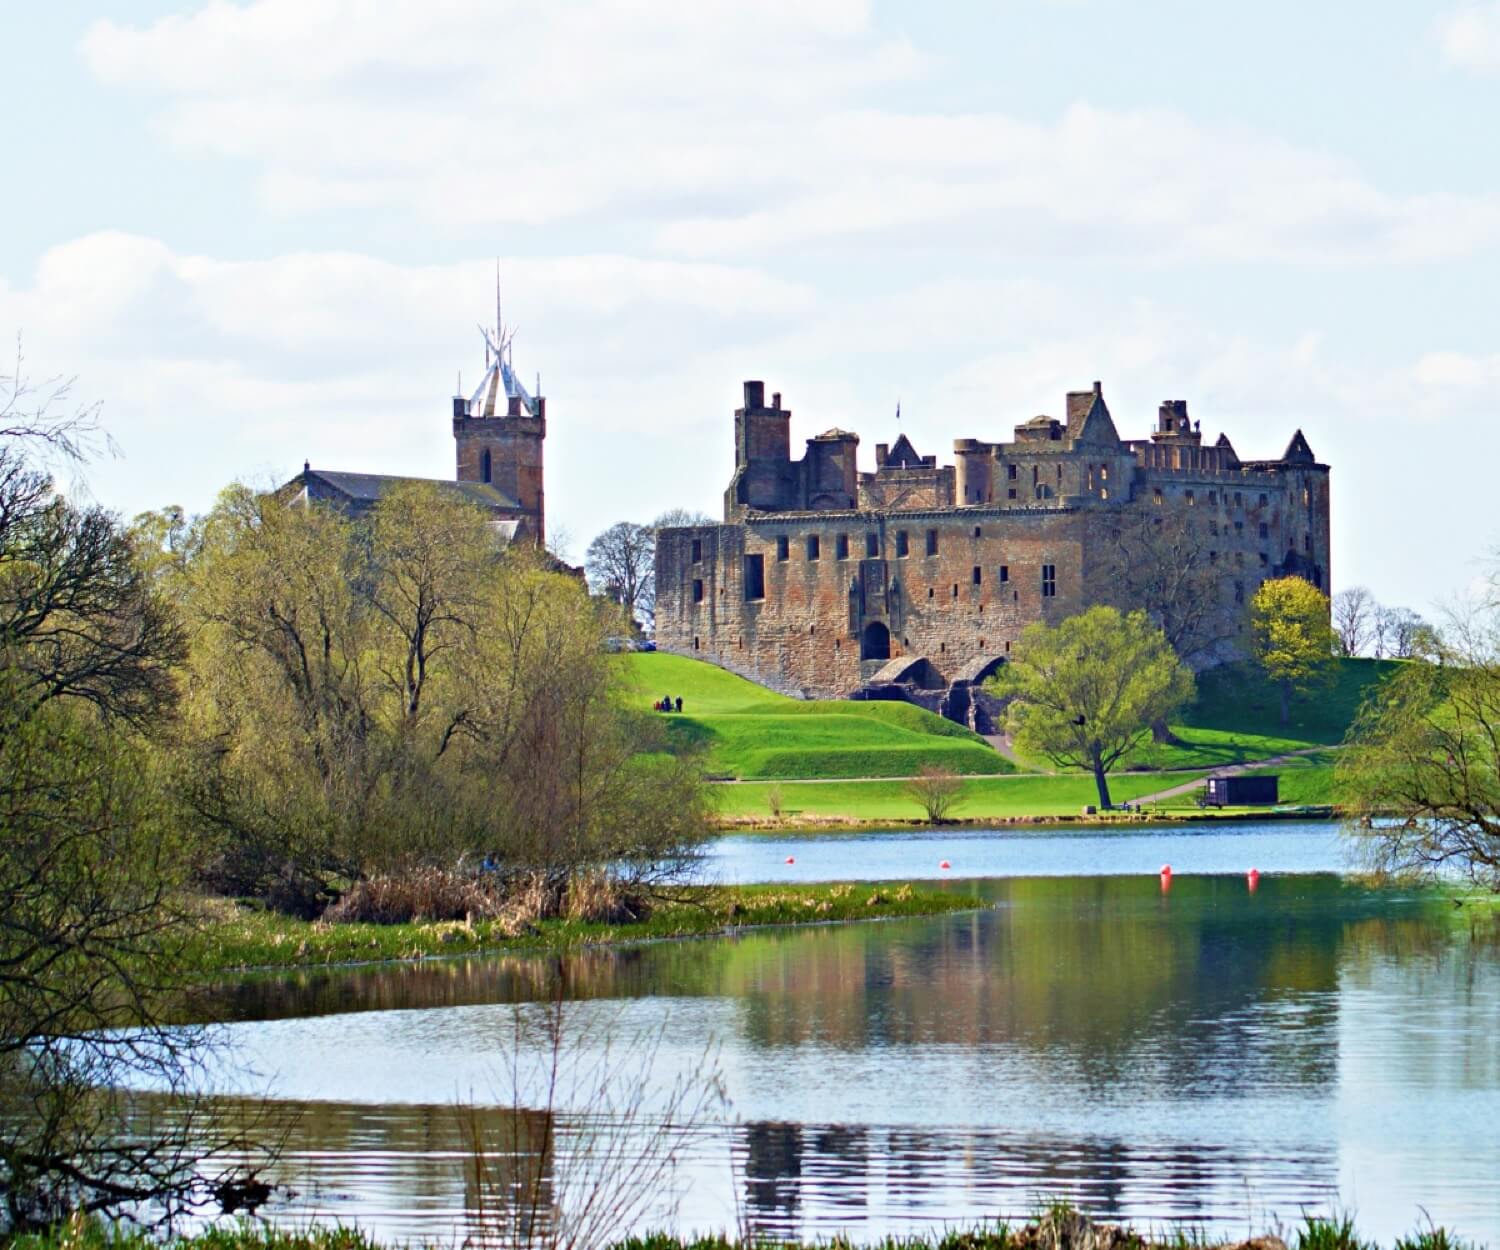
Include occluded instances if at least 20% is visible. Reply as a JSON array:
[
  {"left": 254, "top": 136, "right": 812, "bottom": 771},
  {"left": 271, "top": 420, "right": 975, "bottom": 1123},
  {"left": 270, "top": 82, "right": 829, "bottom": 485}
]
[{"left": 2, "top": 1212, "right": 1490, "bottom": 1250}]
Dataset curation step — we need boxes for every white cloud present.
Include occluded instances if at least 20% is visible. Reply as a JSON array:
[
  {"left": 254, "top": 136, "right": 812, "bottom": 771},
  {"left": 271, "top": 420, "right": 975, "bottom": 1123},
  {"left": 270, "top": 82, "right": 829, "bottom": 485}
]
[
  {"left": 81, "top": 2, "right": 1500, "bottom": 264},
  {"left": 1437, "top": 3, "right": 1500, "bottom": 70}
]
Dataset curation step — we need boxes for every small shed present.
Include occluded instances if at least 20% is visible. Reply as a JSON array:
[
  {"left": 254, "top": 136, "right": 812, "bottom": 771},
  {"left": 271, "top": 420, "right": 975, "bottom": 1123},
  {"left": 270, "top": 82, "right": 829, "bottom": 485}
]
[{"left": 1204, "top": 775, "right": 1279, "bottom": 807}]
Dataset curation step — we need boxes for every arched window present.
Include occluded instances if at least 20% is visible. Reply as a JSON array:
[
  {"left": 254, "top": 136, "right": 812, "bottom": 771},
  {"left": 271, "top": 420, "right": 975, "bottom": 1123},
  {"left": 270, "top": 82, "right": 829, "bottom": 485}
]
[
  {"left": 481, "top": 448, "right": 492, "bottom": 483},
  {"left": 860, "top": 620, "right": 891, "bottom": 661}
]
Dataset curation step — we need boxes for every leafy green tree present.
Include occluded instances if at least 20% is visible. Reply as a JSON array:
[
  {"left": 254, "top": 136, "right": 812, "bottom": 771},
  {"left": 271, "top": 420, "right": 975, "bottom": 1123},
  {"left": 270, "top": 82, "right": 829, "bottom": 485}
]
[
  {"left": 0, "top": 365, "right": 261, "bottom": 1227},
  {"left": 1340, "top": 606, "right": 1500, "bottom": 888},
  {"left": 991, "top": 606, "right": 1194, "bottom": 809},
  {"left": 1251, "top": 576, "right": 1336, "bottom": 723}
]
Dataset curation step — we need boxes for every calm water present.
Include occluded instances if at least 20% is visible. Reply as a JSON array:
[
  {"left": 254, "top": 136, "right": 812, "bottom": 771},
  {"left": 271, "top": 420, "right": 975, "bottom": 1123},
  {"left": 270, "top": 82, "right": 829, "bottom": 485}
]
[{"left": 168, "top": 825, "right": 1500, "bottom": 1246}]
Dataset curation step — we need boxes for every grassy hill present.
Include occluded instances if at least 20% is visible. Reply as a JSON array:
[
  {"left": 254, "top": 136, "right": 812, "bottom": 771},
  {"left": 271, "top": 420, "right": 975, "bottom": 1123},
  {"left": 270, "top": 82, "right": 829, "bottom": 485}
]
[{"left": 617, "top": 652, "right": 1013, "bottom": 780}]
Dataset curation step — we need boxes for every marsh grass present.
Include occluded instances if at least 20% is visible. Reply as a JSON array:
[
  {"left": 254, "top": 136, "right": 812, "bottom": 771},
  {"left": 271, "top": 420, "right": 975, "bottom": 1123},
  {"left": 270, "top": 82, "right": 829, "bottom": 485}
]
[{"left": 184, "top": 883, "right": 979, "bottom": 973}]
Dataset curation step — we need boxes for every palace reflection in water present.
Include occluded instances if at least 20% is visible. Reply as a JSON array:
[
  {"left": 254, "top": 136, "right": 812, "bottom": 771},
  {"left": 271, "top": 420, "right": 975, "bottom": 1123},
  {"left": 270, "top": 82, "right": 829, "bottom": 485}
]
[{"left": 177, "top": 872, "right": 1500, "bottom": 1244}]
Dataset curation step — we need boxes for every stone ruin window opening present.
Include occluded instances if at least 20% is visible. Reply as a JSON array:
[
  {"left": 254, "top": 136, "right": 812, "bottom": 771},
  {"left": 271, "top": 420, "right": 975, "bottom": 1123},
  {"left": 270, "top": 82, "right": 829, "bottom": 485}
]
[
  {"left": 926, "top": 529, "right": 939, "bottom": 556},
  {"left": 972, "top": 566, "right": 982, "bottom": 585},
  {"left": 692, "top": 579, "right": 704, "bottom": 603},
  {"left": 1153, "top": 488, "right": 1163, "bottom": 507},
  {"left": 866, "top": 532, "right": 879, "bottom": 557},
  {"left": 1100, "top": 464, "right": 1109, "bottom": 481},
  {"left": 896, "top": 530, "right": 910, "bottom": 557},
  {"left": 1234, "top": 520, "right": 1244, "bottom": 534},
  {"left": 1186, "top": 490, "right": 1196, "bottom": 506},
  {"left": 1087, "top": 467, "right": 1095, "bottom": 492},
  {"left": 1007, "top": 488, "right": 1018, "bottom": 500},
  {"left": 809, "top": 624, "right": 815, "bottom": 635},
  {"left": 1041, "top": 564, "right": 1057, "bottom": 598},
  {"left": 1259, "top": 522, "right": 1269, "bottom": 539},
  {"left": 1007, "top": 464, "right": 1018, "bottom": 481},
  {"left": 481, "top": 449, "right": 492, "bottom": 484},
  {"left": 952, "top": 584, "right": 959, "bottom": 598},
  {"left": 807, "top": 534, "right": 820, "bottom": 561},
  {"left": 1303, "top": 487, "right": 1311, "bottom": 507},
  {"left": 1208, "top": 490, "right": 1217, "bottom": 505},
  {"left": 743, "top": 554, "right": 765, "bottom": 601},
  {"left": 693, "top": 637, "right": 700, "bottom": 650},
  {"left": 1035, "top": 483, "right": 1054, "bottom": 500},
  {"left": 973, "top": 526, "right": 982, "bottom": 538},
  {"left": 836, "top": 533, "right": 849, "bottom": 560},
  {"left": 1259, "top": 552, "right": 1269, "bottom": 566},
  {"left": 979, "top": 638, "right": 985, "bottom": 650},
  {"left": 776, "top": 535, "right": 789, "bottom": 562},
  {"left": 690, "top": 538, "right": 702, "bottom": 563},
  {"left": 1101, "top": 488, "right": 1109, "bottom": 500},
  {"left": 1234, "top": 491, "right": 1243, "bottom": 507},
  {"left": 998, "top": 565, "right": 1009, "bottom": 583},
  {"left": 928, "top": 586, "right": 935, "bottom": 599},
  {"left": 1305, "top": 532, "right": 1312, "bottom": 552},
  {"left": 1259, "top": 493, "right": 1269, "bottom": 506},
  {"left": 1235, "top": 580, "right": 1245, "bottom": 605},
  {"left": 1210, "top": 550, "right": 1218, "bottom": 563},
  {"left": 1056, "top": 464, "right": 1062, "bottom": 483},
  {"left": 860, "top": 620, "right": 891, "bottom": 661}
]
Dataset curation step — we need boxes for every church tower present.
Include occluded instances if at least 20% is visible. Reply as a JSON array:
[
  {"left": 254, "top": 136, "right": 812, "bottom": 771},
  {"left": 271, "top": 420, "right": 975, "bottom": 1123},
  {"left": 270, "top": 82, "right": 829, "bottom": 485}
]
[{"left": 451, "top": 291, "right": 546, "bottom": 544}]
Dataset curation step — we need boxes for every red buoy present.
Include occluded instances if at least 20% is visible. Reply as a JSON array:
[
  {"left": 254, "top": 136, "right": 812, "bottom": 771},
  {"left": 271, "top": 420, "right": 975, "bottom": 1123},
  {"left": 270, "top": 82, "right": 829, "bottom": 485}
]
[
  {"left": 785, "top": 856, "right": 795, "bottom": 865},
  {"left": 1248, "top": 867, "right": 1260, "bottom": 892},
  {"left": 939, "top": 860, "right": 951, "bottom": 870},
  {"left": 1160, "top": 864, "right": 1172, "bottom": 877}
]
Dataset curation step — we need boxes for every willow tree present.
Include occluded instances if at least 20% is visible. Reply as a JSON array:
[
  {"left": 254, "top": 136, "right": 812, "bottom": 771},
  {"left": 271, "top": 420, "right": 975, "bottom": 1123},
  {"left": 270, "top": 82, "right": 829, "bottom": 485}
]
[
  {"left": 1340, "top": 607, "right": 1500, "bottom": 888},
  {"left": 991, "top": 606, "right": 1195, "bottom": 809}
]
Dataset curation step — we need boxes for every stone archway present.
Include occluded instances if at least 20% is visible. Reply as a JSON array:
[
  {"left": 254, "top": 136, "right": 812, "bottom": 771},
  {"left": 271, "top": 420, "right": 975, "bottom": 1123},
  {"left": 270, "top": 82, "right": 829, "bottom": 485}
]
[{"left": 860, "top": 620, "right": 891, "bottom": 661}]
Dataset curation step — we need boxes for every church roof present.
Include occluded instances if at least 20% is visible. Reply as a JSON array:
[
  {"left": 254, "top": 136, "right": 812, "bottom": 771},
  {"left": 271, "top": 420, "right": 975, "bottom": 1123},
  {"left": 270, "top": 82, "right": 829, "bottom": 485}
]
[{"left": 302, "top": 468, "right": 522, "bottom": 511}]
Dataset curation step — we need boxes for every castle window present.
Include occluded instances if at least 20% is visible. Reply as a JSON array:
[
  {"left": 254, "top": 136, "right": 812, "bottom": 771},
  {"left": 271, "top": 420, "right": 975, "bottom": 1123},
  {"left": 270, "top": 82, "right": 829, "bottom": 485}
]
[
  {"left": 1100, "top": 464, "right": 1109, "bottom": 481},
  {"left": 1235, "top": 551, "right": 1244, "bottom": 566},
  {"left": 690, "top": 538, "right": 702, "bottom": 563},
  {"left": 1208, "top": 490, "right": 1217, "bottom": 505},
  {"left": 1153, "top": 488, "right": 1163, "bottom": 506},
  {"left": 973, "top": 526, "right": 982, "bottom": 538},
  {"left": 743, "top": 554, "right": 765, "bottom": 601},
  {"left": 973, "top": 566, "right": 982, "bottom": 585},
  {"left": 866, "top": 532, "right": 879, "bottom": 557},
  {"left": 1186, "top": 490, "right": 1196, "bottom": 506},
  {"left": 1007, "top": 488, "right": 1018, "bottom": 500},
  {"left": 952, "top": 584, "right": 958, "bottom": 598},
  {"left": 1235, "top": 580, "right": 1245, "bottom": 605},
  {"left": 1033, "top": 465, "right": 1039, "bottom": 485},
  {"left": 776, "top": 535, "right": 789, "bottom": 562},
  {"left": 1259, "top": 493, "right": 1269, "bottom": 506},
  {"left": 1210, "top": 521, "right": 1219, "bottom": 536},
  {"left": 692, "top": 579, "right": 704, "bottom": 603},
  {"left": 1234, "top": 520, "right": 1244, "bottom": 535},
  {"left": 1101, "top": 488, "right": 1109, "bottom": 500},
  {"left": 1234, "top": 491, "right": 1243, "bottom": 507},
  {"left": 1259, "top": 552, "right": 1269, "bottom": 567},
  {"left": 1303, "top": 487, "right": 1311, "bottom": 507},
  {"left": 896, "top": 530, "right": 909, "bottom": 557},
  {"left": 693, "top": 637, "right": 699, "bottom": 650},
  {"left": 1056, "top": 464, "right": 1062, "bottom": 483},
  {"left": 1087, "top": 467, "right": 1095, "bottom": 491},
  {"left": 1210, "top": 550, "right": 1218, "bottom": 563},
  {"left": 1007, "top": 464, "right": 1018, "bottom": 481},
  {"left": 998, "top": 565, "right": 1009, "bottom": 583},
  {"left": 806, "top": 534, "right": 820, "bottom": 561},
  {"left": 979, "top": 639, "right": 985, "bottom": 650},
  {"left": 1041, "top": 564, "right": 1057, "bottom": 598},
  {"left": 928, "top": 587, "right": 934, "bottom": 599},
  {"left": 1305, "top": 532, "right": 1313, "bottom": 552},
  {"left": 481, "top": 448, "right": 492, "bottom": 483},
  {"left": 1258, "top": 522, "right": 1269, "bottom": 539},
  {"left": 926, "top": 529, "right": 939, "bottom": 556},
  {"left": 836, "top": 533, "right": 849, "bottom": 560}
]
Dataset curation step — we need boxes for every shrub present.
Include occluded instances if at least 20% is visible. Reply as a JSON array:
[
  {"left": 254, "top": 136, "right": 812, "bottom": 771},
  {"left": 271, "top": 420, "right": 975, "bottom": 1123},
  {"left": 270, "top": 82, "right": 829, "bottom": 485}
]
[
  {"left": 322, "top": 868, "right": 505, "bottom": 924},
  {"left": 565, "top": 870, "right": 651, "bottom": 924}
]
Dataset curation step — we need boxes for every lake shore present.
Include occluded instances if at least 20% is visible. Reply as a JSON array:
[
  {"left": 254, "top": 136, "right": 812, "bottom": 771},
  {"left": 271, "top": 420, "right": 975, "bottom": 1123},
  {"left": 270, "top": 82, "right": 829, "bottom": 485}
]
[
  {"left": 186, "top": 881, "right": 981, "bottom": 974},
  {"left": 715, "top": 805, "right": 1339, "bottom": 833}
]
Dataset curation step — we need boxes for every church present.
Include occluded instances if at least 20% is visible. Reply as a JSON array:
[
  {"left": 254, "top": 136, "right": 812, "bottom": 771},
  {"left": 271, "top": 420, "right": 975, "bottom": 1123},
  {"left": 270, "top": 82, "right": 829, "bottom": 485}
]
[{"left": 280, "top": 311, "right": 547, "bottom": 549}]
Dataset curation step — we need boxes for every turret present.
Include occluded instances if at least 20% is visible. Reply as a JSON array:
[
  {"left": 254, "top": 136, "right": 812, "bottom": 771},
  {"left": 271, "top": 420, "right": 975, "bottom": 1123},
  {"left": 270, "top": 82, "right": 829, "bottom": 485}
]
[{"left": 452, "top": 323, "right": 546, "bottom": 543}]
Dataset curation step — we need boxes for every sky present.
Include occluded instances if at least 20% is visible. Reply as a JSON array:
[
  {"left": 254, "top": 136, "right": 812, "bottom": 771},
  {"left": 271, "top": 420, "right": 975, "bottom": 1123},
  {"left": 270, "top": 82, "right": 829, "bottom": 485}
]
[{"left": 3, "top": 1, "right": 1499, "bottom": 613}]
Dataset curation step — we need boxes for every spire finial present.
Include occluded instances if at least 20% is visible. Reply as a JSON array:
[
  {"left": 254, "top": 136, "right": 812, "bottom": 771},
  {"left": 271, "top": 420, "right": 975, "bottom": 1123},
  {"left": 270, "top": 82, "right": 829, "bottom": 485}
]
[{"left": 495, "top": 258, "right": 503, "bottom": 342}]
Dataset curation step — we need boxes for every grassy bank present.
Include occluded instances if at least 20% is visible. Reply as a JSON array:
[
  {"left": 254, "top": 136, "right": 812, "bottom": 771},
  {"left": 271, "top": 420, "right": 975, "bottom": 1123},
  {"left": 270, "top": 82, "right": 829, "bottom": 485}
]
[
  {"left": 9, "top": 1209, "right": 1481, "bottom": 1250},
  {"left": 713, "top": 771, "right": 1209, "bottom": 825},
  {"left": 617, "top": 652, "right": 1012, "bottom": 779},
  {"left": 186, "top": 882, "right": 979, "bottom": 973}
]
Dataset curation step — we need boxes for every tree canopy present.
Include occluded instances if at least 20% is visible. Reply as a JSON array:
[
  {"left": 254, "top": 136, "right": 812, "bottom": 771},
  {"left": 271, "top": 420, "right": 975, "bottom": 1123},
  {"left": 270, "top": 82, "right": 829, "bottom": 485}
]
[
  {"left": 1341, "top": 600, "right": 1500, "bottom": 888},
  {"left": 990, "top": 605, "right": 1194, "bottom": 809},
  {"left": 1251, "top": 576, "right": 1336, "bottom": 723}
]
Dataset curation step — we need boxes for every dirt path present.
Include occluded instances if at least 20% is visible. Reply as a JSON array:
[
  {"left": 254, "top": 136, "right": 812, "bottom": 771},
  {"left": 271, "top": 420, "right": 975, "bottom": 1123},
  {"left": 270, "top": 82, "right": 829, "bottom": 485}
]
[{"left": 1128, "top": 746, "right": 1335, "bottom": 805}]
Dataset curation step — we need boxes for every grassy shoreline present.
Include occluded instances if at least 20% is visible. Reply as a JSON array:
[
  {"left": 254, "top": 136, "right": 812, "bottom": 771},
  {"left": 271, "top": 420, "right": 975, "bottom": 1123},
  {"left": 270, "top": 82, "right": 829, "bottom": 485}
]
[{"left": 186, "top": 882, "right": 981, "bottom": 974}]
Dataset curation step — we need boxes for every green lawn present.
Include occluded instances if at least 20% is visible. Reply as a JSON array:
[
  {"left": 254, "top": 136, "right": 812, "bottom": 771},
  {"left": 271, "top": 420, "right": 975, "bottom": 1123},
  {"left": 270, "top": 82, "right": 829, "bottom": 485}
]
[
  {"left": 618, "top": 652, "right": 1013, "bottom": 780},
  {"left": 714, "top": 771, "right": 1198, "bottom": 822}
]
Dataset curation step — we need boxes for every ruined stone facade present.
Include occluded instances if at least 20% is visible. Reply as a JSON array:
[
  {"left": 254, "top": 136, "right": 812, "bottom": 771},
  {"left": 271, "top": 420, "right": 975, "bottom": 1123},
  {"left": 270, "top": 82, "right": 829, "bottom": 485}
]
[{"left": 656, "top": 380, "right": 1331, "bottom": 699}]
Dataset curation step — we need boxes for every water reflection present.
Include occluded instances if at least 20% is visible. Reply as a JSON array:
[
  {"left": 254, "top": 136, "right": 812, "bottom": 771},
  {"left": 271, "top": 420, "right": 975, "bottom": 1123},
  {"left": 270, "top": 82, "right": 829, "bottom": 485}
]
[{"left": 176, "top": 871, "right": 1500, "bottom": 1245}]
